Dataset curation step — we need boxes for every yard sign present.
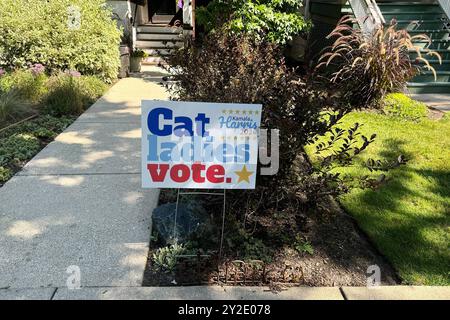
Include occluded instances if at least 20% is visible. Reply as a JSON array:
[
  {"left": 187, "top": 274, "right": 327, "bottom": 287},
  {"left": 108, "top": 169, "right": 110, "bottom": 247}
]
[{"left": 141, "top": 100, "right": 262, "bottom": 189}]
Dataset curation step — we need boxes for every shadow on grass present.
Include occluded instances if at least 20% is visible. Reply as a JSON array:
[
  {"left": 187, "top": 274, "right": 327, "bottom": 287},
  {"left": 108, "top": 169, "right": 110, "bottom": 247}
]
[{"left": 342, "top": 138, "right": 450, "bottom": 285}]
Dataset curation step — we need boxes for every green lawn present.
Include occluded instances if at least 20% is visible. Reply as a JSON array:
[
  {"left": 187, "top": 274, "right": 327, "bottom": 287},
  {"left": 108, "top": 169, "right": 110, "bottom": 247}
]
[{"left": 307, "top": 111, "right": 450, "bottom": 285}]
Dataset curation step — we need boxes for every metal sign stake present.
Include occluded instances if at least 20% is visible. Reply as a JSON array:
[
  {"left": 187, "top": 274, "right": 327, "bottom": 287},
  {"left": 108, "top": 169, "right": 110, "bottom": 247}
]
[{"left": 172, "top": 188, "right": 227, "bottom": 260}]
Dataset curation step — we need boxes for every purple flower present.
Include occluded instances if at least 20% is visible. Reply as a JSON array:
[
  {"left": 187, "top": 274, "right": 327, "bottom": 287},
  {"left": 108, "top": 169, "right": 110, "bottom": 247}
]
[
  {"left": 66, "top": 70, "right": 81, "bottom": 77},
  {"left": 30, "top": 63, "right": 45, "bottom": 76},
  {"left": 0, "top": 68, "right": 5, "bottom": 77}
]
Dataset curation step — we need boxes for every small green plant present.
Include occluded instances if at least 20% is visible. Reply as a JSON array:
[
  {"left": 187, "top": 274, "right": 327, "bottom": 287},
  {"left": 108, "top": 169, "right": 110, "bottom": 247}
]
[
  {"left": 43, "top": 74, "right": 84, "bottom": 116},
  {"left": 294, "top": 235, "right": 314, "bottom": 255},
  {"left": 0, "top": 166, "right": 12, "bottom": 183},
  {"left": 152, "top": 244, "right": 186, "bottom": 273},
  {"left": 382, "top": 93, "right": 428, "bottom": 121},
  {"left": 130, "top": 49, "right": 148, "bottom": 58}
]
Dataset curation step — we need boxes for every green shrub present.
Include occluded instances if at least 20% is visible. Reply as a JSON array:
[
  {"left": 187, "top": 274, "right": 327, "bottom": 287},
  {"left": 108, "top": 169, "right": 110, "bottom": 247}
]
[
  {"left": 77, "top": 76, "right": 108, "bottom": 107},
  {"left": 0, "top": 69, "right": 48, "bottom": 103},
  {"left": 0, "top": 88, "right": 29, "bottom": 123},
  {"left": 43, "top": 75, "right": 84, "bottom": 116},
  {"left": 382, "top": 93, "right": 428, "bottom": 121},
  {"left": 0, "top": 0, "right": 121, "bottom": 82},
  {"left": 197, "top": 0, "right": 311, "bottom": 45},
  {"left": 43, "top": 74, "right": 107, "bottom": 116}
]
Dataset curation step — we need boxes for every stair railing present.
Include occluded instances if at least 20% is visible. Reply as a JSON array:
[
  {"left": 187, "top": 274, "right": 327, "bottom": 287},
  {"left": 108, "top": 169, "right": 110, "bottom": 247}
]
[
  {"left": 438, "top": 0, "right": 450, "bottom": 22},
  {"left": 348, "top": 0, "right": 384, "bottom": 34},
  {"left": 183, "top": 0, "right": 195, "bottom": 36}
]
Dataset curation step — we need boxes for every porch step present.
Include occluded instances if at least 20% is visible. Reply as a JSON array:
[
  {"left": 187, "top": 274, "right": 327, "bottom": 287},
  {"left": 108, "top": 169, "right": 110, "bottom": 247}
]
[
  {"left": 408, "top": 29, "right": 450, "bottom": 40},
  {"left": 407, "top": 81, "right": 450, "bottom": 93},
  {"left": 135, "top": 40, "right": 183, "bottom": 49},
  {"left": 137, "top": 33, "right": 183, "bottom": 41},
  {"left": 412, "top": 71, "right": 450, "bottom": 83},
  {"left": 409, "top": 49, "right": 450, "bottom": 60},
  {"left": 376, "top": 3, "right": 443, "bottom": 13},
  {"left": 420, "top": 60, "right": 450, "bottom": 71},
  {"left": 150, "top": 15, "right": 173, "bottom": 24},
  {"left": 383, "top": 12, "right": 446, "bottom": 21},
  {"left": 142, "top": 48, "right": 177, "bottom": 56},
  {"left": 395, "top": 19, "right": 449, "bottom": 30},
  {"left": 135, "top": 23, "right": 185, "bottom": 66},
  {"left": 413, "top": 39, "right": 450, "bottom": 50},
  {"left": 137, "top": 25, "right": 182, "bottom": 34},
  {"left": 143, "top": 56, "right": 168, "bottom": 66}
]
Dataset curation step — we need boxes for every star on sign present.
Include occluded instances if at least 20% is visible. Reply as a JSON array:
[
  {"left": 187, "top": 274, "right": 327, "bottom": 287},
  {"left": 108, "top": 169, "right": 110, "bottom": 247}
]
[{"left": 234, "top": 165, "right": 254, "bottom": 183}]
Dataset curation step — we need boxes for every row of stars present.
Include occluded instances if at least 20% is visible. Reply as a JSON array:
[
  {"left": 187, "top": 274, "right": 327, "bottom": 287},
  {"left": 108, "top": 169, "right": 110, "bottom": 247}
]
[
  {"left": 219, "top": 135, "right": 258, "bottom": 140},
  {"left": 221, "top": 110, "right": 260, "bottom": 115}
]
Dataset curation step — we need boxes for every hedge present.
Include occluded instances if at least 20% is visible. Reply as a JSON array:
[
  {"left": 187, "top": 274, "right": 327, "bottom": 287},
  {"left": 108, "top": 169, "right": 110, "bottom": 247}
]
[{"left": 0, "top": 0, "right": 122, "bottom": 82}]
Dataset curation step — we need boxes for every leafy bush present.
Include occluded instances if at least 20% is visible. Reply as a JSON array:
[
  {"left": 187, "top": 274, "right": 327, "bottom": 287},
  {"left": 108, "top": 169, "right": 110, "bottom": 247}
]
[
  {"left": 164, "top": 32, "right": 379, "bottom": 246},
  {"left": 196, "top": 0, "right": 311, "bottom": 44},
  {"left": 0, "top": 88, "right": 29, "bottom": 123},
  {"left": 77, "top": 75, "right": 108, "bottom": 106},
  {"left": 382, "top": 93, "right": 428, "bottom": 121},
  {"left": 164, "top": 30, "right": 410, "bottom": 253},
  {"left": 0, "top": 68, "right": 48, "bottom": 103},
  {"left": 316, "top": 17, "right": 440, "bottom": 108},
  {"left": 43, "top": 73, "right": 106, "bottom": 116},
  {"left": 0, "top": 0, "right": 121, "bottom": 82},
  {"left": 43, "top": 74, "right": 84, "bottom": 116}
]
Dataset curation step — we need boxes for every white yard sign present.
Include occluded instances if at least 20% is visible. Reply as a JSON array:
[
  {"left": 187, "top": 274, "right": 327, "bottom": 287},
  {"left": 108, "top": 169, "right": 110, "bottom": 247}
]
[{"left": 141, "top": 100, "right": 262, "bottom": 189}]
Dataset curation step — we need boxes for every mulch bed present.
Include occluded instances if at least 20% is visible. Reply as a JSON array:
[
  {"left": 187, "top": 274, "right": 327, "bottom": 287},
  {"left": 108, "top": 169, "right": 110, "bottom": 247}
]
[{"left": 143, "top": 190, "right": 399, "bottom": 287}]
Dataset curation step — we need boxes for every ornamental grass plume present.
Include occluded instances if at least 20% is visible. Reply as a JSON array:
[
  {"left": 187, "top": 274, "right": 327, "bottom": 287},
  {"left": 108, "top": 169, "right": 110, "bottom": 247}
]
[{"left": 316, "top": 16, "right": 441, "bottom": 108}]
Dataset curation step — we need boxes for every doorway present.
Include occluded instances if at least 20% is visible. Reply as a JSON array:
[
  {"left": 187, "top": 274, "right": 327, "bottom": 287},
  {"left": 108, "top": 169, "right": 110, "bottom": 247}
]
[{"left": 149, "top": 0, "right": 177, "bottom": 23}]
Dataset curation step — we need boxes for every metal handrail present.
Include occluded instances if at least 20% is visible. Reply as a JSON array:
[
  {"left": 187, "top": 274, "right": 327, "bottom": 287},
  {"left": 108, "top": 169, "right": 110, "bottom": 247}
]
[
  {"left": 348, "top": 0, "right": 384, "bottom": 34},
  {"left": 368, "top": 0, "right": 385, "bottom": 25},
  {"left": 438, "top": 0, "right": 450, "bottom": 21}
]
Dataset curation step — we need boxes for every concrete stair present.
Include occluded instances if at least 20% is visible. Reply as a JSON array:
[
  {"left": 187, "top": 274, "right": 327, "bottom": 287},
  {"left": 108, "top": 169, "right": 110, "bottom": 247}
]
[{"left": 135, "top": 24, "right": 184, "bottom": 65}]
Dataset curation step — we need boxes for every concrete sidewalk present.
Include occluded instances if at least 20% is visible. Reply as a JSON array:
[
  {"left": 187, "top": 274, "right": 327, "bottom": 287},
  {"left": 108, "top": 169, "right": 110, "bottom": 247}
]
[
  {"left": 0, "top": 285, "right": 449, "bottom": 300},
  {"left": 0, "top": 72, "right": 168, "bottom": 289},
  {"left": 410, "top": 93, "right": 450, "bottom": 112}
]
